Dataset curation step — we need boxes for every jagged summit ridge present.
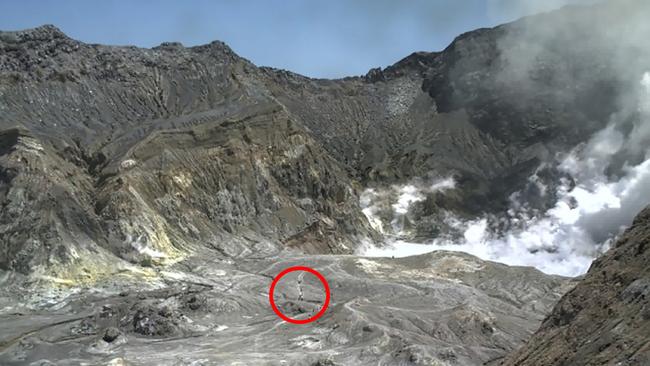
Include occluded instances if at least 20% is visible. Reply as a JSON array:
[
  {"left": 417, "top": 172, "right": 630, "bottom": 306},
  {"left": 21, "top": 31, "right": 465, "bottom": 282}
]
[
  {"left": 2, "top": 0, "right": 650, "bottom": 277},
  {"left": 0, "top": 24, "right": 71, "bottom": 42}
]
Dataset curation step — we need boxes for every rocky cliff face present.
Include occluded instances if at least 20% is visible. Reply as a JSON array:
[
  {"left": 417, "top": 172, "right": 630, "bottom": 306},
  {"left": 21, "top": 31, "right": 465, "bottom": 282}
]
[
  {"left": 3, "top": 1, "right": 650, "bottom": 274},
  {"left": 502, "top": 205, "right": 650, "bottom": 365},
  {"left": 0, "top": 250, "right": 573, "bottom": 366},
  {"left": 0, "top": 26, "right": 381, "bottom": 276}
]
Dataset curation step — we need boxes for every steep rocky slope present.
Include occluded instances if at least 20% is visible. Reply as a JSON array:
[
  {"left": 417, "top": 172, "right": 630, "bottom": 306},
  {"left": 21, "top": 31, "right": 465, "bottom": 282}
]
[
  {"left": 3, "top": 1, "right": 650, "bottom": 275},
  {"left": 0, "top": 26, "right": 378, "bottom": 275},
  {"left": 501, "top": 205, "right": 650, "bottom": 365},
  {"left": 0, "top": 103, "right": 376, "bottom": 276}
]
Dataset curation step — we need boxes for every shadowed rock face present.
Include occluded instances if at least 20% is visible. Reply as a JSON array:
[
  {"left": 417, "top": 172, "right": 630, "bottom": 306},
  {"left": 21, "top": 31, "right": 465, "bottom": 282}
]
[
  {"left": 501, "top": 205, "right": 650, "bottom": 366},
  {"left": 0, "top": 22, "right": 389, "bottom": 274}
]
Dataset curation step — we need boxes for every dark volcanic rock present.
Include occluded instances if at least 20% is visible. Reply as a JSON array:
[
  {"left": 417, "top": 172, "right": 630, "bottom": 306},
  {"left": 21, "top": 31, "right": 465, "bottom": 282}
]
[
  {"left": 501, "top": 205, "right": 650, "bottom": 365},
  {"left": 0, "top": 24, "right": 380, "bottom": 275},
  {"left": 101, "top": 327, "right": 121, "bottom": 343},
  {"left": 132, "top": 307, "right": 179, "bottom": 337},
  {"left": 2, "top": 1, "right": 649, "bottom": 273}
]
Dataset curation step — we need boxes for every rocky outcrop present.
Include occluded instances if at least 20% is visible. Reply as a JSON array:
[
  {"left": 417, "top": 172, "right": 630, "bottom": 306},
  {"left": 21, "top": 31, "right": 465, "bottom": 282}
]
[
  {"left": 0, "top": 127, "right": 114, "bottom": 278},
  {"left": 92, "top": 104, "right": 374, "bottom": 261},
  {"left": 501, "top": 205, "right": 650, "bottom": 365}
]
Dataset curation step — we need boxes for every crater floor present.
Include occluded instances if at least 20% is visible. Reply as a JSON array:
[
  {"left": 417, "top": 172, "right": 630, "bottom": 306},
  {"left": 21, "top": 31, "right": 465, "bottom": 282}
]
[{"left": 0, "top": 251, "right": 572, "bottom": 365}]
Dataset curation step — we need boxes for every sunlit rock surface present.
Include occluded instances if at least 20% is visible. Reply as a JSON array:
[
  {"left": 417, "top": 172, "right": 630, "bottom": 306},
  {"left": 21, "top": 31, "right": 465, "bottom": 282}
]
[{"left": 0, "top": 251, "right": 571, "bottom": 365}]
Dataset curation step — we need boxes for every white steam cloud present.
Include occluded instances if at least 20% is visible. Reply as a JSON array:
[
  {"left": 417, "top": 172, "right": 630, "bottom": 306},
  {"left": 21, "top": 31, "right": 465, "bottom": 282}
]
[
  {"left": 360, "top": 72, "right": 650, "bottom": 277},
  {"left": 360, "top": 177, "right": 455, "bottom": 235}
]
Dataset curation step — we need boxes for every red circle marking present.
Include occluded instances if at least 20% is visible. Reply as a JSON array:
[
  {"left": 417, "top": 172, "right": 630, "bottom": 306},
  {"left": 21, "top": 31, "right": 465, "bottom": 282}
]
[{"left": 269, "top": 266, "right": 330, "bottom": 324}]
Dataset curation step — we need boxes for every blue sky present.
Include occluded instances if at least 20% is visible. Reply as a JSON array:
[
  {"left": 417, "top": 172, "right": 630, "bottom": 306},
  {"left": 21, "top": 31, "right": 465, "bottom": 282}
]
[{"left": 0, "top": 0, "right": 597, "bottom": 78}]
